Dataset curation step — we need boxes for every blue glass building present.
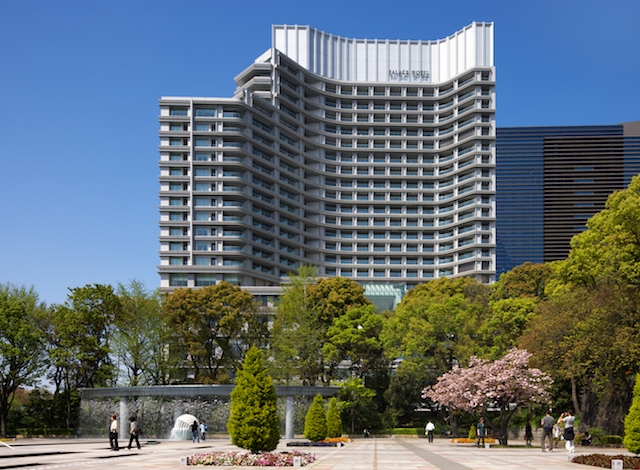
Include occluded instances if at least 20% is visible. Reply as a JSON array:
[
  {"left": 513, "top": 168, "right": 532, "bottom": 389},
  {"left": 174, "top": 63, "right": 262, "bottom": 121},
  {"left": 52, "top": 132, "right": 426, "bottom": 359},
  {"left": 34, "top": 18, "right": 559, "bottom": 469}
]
[{"left": 496, "top": 122, "right": 640, "bottom": 275}]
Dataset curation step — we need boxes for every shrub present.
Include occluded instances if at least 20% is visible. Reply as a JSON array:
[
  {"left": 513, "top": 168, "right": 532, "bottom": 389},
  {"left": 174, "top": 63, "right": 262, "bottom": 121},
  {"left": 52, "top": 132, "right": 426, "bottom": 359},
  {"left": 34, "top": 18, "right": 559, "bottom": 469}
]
[
  {"left": 590, "top": 427, "right": 606, "bottom": 445},
  {"left": 602, "top": 435, "right": 623, "bottom": 445},
  {"left": 625, "top": 374, "right": 640, "bottom": 454},
  {"left": 227, "top": 347, "right": 280, "bottom": 453},
  {"left": 304, "top": 394, "right": 327, "bottom": 442},
  {"left": 468, "top": 424, "right": 476, "bottom": 440},
  {"left": 389, "top": 428, "right": 423, "bottom": 435},
  {"left": 326, "top": 398, "right": 342, "bottom": 438}
]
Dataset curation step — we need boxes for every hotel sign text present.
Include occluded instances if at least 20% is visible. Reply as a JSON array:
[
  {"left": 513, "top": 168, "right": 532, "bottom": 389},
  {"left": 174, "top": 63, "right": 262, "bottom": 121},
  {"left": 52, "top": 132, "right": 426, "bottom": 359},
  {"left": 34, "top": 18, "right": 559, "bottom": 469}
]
[{"left": 389, "top": 69, "right": 430, "bottom": 81}]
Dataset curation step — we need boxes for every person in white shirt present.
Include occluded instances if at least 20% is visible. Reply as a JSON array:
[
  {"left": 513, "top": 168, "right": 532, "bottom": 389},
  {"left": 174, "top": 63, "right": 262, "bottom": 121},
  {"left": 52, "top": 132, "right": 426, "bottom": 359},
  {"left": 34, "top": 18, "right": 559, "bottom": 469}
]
[
  {"left": 558, "top": 411, "right": 575, "bottom": 452},
  {"left": 109, "top": 414, "right": 119, "bottom": 451},
  {"left": 425, "top": 420, "right": 435, "bottom": 443}
]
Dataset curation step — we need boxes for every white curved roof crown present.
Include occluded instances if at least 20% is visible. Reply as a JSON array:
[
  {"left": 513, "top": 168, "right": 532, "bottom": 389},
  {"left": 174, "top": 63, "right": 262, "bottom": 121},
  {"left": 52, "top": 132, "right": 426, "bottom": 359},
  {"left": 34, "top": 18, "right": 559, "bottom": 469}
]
[{"left": 272, "top": 23, "right": 494, "bottom": 84}]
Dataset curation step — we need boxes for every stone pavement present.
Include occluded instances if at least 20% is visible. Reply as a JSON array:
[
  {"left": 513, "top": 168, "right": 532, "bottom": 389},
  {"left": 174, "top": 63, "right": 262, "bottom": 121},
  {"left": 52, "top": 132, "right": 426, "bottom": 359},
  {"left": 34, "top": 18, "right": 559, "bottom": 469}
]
[{"left": 0, "top": 437, "right": 633, "bottom": 469}]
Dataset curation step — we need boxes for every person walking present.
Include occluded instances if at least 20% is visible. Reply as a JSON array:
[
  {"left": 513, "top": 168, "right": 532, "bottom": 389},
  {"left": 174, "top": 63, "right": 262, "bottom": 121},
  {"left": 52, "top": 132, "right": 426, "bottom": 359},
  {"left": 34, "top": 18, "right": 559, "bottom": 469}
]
[
  {"left": 425, "top": 420, "right": 435, "bottom": 443},
  {"left": 476, "top": 417, "right": 486, "bottom": 447},
  {"left": 559, "top": 411, "right": 575, "bottom": 452},
  {"left": 127, "top": 416, "right": 141, "bottom": 450},
  {"left": 109, "top": 414, "right": 119, "bottom": 451},
  {"left": 199, "top": 420, "right": 207, "bottom": 442},
  {"left": 524, "top": 419, "right": 533, "bottom": 447},
  {"left": 541, "top": 411, "right": 555, "bottom": 451}
]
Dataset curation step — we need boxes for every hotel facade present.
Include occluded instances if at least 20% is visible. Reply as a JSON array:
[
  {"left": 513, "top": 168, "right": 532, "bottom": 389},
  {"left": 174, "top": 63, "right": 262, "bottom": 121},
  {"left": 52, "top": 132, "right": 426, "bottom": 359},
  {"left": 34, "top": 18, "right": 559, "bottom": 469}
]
[{"left": 158, "top": 23, "right": 496, "bottom": 302}]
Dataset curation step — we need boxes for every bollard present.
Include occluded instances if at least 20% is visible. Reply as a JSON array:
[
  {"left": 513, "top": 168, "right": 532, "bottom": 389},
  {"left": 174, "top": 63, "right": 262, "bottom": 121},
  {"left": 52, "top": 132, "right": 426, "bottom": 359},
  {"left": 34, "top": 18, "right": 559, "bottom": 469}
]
[{"left": 611, "top": 459, "right": 623, "bottom": 470}]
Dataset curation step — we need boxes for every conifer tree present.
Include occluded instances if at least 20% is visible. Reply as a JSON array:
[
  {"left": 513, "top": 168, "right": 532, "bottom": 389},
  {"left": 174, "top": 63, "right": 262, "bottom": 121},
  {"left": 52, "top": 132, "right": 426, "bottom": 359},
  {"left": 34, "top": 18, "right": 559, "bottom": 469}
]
[
  {"left": 304, "top": 394, "right": 327, "bottom": 442},
  {"left": 624, "top": 374, "right": 640, "bottom": 454},
  {"left": 326, "top": 397, "right": 343, "bottom": 438},
  {"left": 227, "top": 346, "right": 280, "bottom": 452}
]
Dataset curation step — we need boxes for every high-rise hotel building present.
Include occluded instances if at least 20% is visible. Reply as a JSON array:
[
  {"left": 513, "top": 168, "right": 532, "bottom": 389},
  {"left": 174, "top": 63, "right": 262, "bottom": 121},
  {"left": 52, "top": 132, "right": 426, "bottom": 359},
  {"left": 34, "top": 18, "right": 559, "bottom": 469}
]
[{"left": 158, "top": 23, "right": 496, "bottom": 299}]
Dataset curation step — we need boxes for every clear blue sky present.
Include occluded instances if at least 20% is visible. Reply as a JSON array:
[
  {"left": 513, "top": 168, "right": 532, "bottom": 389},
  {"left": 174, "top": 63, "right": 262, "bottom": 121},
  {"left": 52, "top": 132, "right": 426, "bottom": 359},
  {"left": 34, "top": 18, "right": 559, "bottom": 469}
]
[{"left": 1, "top": 0, "right": 639, "bottom": 306}]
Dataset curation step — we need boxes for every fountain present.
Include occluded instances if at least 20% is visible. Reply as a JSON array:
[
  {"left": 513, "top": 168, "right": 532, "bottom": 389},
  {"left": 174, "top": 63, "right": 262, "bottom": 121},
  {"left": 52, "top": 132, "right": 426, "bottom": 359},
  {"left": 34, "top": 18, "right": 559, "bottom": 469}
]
[{"left": 170, "top": 413, "right": 199, "bottom": 440}]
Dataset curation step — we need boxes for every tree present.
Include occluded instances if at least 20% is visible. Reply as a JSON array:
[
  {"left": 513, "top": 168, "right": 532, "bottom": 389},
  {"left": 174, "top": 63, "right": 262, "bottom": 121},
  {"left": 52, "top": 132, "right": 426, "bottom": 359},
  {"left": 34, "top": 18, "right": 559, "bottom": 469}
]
[
  {"left": 382, "top": 277, "right": 490, "bottom": 379},
  {"left": 557, "top": 175, "right": 640, "bottom": 288},
  {"left": 270, "top": 266, "right": 320, "bottom": 385},
  {"left": 337, "top": 377, "right": 376, "bottom": 434},
  {"left": 46, "top": 284, "right": 121, "bottom": 428},
  {"left": 227, "top": 346, "right": 280, "bottom": 452},
  {"left": 326, "top": 397, "right": 342, "bottom": 438},
  {"left": 481, "top": 297, "right": 538, "bottom": 359},
  {"left": 492, "top": 262, "right": 554, "bottom": 301},
  {"left": 384, "top": 360, "right": 431, "bottom": 427},
  {"left": 0, "top": 284, "right": 47, "bottom": 436},
  {"left": 270, "top": 266, "right": 372, "bottom": 385},
  {"left": 304, "top": 394, "right": 327, "bottom": 442},
  {"left": 624, "top": 374, "right": 640, "bottom": 454},
  {"left": 423, "top": 348, "right": 552, "bottom": 445},
  {"left": 520, "top": 281, "right": 640, "bottom": 434},
  {"left": 322, "top": 304, "right": 385, "bottom": 379},
  {"left": 163, "top": 282, "right": 258, "bottom": 383},
  {"left": 113, "top": 280, "right": 169, "bottom": 386}
]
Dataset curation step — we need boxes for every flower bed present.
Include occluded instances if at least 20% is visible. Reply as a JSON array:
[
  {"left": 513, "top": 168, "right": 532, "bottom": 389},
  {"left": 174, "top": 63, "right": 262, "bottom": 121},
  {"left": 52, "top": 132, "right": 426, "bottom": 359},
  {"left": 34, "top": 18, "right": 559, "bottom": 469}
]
[
  {"left": 572, "top": 454, "right": 640, "bottom": 469},
  {"left": 286, "top": 441, "right": 338, "bottom": 447},
  {"left": 450, "top": 437, "right": 496, "bottom": 444},
  {"left": 322, "top": 437, "right": 352, "bottom": 443},
  {"left": 187, "top": 450, "right": 315, "bottom": 466}
]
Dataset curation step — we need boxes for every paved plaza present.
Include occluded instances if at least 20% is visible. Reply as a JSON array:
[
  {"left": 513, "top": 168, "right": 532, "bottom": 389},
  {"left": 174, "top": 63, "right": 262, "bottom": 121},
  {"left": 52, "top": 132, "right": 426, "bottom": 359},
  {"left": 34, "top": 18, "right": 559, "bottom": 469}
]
[{"left": 0, "top": 437, "right": 632, "bottom": 469}]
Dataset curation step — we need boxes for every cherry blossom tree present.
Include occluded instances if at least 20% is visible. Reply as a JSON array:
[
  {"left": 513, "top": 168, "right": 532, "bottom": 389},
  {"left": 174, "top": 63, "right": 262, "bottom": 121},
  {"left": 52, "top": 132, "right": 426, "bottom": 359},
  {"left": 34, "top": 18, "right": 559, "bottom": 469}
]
[{"left": 422, "top": 348, "right": 552, "bottom": 445}]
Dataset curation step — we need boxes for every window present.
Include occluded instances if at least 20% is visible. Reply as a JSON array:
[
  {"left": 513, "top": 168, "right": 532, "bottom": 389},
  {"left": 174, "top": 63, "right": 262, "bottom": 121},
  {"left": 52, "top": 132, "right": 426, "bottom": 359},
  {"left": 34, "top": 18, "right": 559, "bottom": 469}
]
[
  {"left": 195, "top": 227, "right": 209, "bottom": 236},
  {"left": 195, "top": 274, "right": 216, "bottom": 286},
  {"left": 195, "top": 168, "right": 211, "bottom": 177},
  {"left": 169, "top": 274, "right": 188, "bottom": 286},
  {"left": 194, "top": 257, "right": 211, "bottom": 266},
  {"left": 195, "top": 108, "right": 216, "bottom": 117}
]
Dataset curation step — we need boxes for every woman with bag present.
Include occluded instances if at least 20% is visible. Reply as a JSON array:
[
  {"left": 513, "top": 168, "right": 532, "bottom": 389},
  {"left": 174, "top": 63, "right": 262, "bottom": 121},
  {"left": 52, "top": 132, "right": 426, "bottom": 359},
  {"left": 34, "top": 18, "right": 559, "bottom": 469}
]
[{"left": 558, "top": 411, "right": 575, "bottom": 452}]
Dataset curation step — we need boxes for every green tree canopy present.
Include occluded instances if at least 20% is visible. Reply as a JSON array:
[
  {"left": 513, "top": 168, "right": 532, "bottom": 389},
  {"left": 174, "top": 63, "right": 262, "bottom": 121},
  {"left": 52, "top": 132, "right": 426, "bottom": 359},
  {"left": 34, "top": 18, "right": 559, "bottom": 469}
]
[
  {"left": 227, "top": 346, "right": 280, "bottom": 452},
  {"left": 322, "top": 304, "right": 385, "bottom": 379},
  {"left": 557, "top": 175, "right": 640, "bottom": 287},
  {"left": 337, "top": 377, "right": 376, "bottom": 433},
  {"left": 492, "top": 262, "right": 554, "bottom": 301},
  {"left": 520, "top": 282, "right": 640, "bottom": 435},
  {"left": 270, "top": 266, "right": 372, "bottom": 385},
  {"left": 163, "top": 281, "right": 258, "bottom": 383},
  {"left": 0, "top": 284, "right": 47, "bottom": 436},
  {"left": 382, "top": 277, "right": 490, "bottom": 375},
  {"left": 113, "top": 280, "right": 170, "bottom": 386},
  {"left": 46, "top": 284, "right": 122, "bottom": 428}
]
